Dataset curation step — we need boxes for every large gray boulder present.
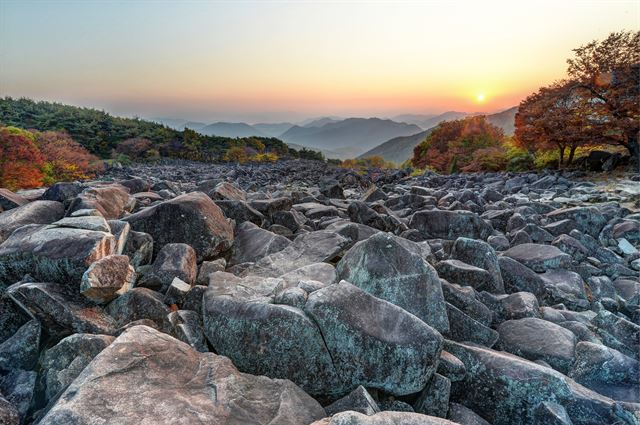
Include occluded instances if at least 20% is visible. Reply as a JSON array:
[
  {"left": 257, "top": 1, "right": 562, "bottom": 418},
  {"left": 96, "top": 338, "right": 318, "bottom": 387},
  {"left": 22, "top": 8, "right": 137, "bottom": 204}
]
[
  {"left": 246, "top": 230, "right": 350, "bottom": 277},
  {"left": 39, "top": 325, "right": 326, "bottom": 425},
  {"left": 568, "top": 341, "right": 640, "bottom": 403},
  {"left": 451, "top": 237, "right": 504, "bottom": 293},
  {"left": 502, "top": 243, "right": 571, "bottom": 273},
  {"left": 138, "top": 243, "right": 197, "bottom": 293},
  {"left": 40, "top": 333, "right": 115, "bottom": 402},
  {"left": 304, "top": 281, "right": 444, "bottom": 396},
  {"left": 229, "top": 222, "right": 290, "bottom": 266},
  {"left": 336, "top": 232, "right": 449, "bottom": 333},
  {"left": 547, "top": 206, "right": 607, "bottom": 237},
  {"left": 0, "top": 200, "right": 64, "bottom": 244},
  {"left": 67, "top": 184, "right": 132, "bottom": 219},
  {"left": 409, "top": 210, "right": 494, "bottom": 240},
  {"left": 310, "top": 411, "right": 458, "bottom": 425},
  {"left": 5, "top": 282, "right": 117, "bottom": 338},
  {"left": 123, "top": 192, "right": 233, "bottom": 261},
  {"left": 0, "top": 224, "right": 115, "bottom": 285},
  {"left": 0, "top": 320, "right": 40, "bottom": 373},
  {"left": 497, "top": 317, "right": 577, "bottom": 374},
  {"left": 446, "top": 340, "right": 636, "bottom": 425}
]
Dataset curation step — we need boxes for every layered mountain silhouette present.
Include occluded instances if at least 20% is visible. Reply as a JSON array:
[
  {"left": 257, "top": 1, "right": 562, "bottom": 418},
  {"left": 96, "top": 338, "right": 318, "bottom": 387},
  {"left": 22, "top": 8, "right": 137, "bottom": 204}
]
[{"left": 359, "top": 107, "right": 517, "bottom": 164}]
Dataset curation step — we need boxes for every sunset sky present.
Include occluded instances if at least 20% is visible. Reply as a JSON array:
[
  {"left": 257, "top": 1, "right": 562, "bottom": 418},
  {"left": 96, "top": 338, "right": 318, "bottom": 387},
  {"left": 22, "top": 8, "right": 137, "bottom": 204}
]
[{"left": 1, "top": 0, "right": 638, "bottom": 123}]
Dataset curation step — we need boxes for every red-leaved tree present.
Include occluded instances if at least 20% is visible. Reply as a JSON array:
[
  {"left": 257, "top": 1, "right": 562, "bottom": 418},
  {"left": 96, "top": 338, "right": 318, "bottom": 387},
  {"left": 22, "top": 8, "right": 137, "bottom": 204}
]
[{"left": 0, "top": 127, "right": 45, "bottom": 190}]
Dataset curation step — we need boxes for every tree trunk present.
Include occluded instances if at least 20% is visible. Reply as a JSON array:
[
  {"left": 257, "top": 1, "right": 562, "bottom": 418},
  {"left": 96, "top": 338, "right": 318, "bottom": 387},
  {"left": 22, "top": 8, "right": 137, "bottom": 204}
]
[
  {"left": 567, "top": 145, "right": 577, "bottom": 167},
  {"left": 558, "top": 146, "right": 565, "bottom": 168}
]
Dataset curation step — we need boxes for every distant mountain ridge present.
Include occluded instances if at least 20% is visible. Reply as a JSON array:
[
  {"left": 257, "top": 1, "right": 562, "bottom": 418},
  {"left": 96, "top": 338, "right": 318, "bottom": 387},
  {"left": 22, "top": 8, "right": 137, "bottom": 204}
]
[
  {"left": 278, "top": 118, "right": 422, "bottom": 159},
  {"left": 359, "top": 107, "right": 518, "bottom": 164}
]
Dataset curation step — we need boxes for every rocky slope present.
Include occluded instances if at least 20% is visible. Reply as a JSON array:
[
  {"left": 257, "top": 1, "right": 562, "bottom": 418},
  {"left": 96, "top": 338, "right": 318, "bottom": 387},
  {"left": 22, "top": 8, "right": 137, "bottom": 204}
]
[{"left": 0, "top": 159, "right": 639, "bottom": 425}]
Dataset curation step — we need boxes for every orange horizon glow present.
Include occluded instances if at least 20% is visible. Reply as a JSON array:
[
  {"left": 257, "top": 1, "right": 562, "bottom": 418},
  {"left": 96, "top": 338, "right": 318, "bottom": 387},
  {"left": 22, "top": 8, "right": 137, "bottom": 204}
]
[{"left": 1, "top": 1, "right": 638, "bottom": 122}]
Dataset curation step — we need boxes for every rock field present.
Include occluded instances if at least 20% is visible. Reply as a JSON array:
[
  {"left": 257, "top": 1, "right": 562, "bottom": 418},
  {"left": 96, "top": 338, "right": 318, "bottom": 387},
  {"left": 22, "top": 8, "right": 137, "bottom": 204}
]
[{"left": 0, "top": 159, "right": 639, "bottom": 425}]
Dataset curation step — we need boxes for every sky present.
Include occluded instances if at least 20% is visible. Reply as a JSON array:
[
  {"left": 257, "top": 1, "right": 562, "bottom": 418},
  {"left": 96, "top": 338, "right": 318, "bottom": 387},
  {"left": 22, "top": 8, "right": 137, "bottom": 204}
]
[{"left": 0, "top": 0, "right": 638, "bottom": 123}]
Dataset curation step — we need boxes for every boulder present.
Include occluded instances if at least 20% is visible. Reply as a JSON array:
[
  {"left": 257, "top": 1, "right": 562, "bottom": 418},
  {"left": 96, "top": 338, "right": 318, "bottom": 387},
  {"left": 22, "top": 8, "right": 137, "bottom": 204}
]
[
  {"left": 209, "top": 181, "right": 247, "bottom": 202},
  {"left": 230, "top": 223, "right": 290, "bottom": 266},
  {"left": 138, "top": 243, "right": 197, "bottom": 293},
  {"left": 502, "top": 243, "right": 571, "bottom": 273},
  {"left": 304, "top": 281, "right": 444, "bottom": 396},
  {"left": 436, "top": 260, "right": 494, "bottom": 293},
  {"left": 451, "top": 237, "right": 505, "bottom": 293},
  {"left": 409, "top": 210, "right": 494, "bottom": 240},
  {"left": 40, "top": 333, "right": 115, "bottom": 402},
  {"left": 5, "top": 282, "right": 117, "bottom": 337},
  {"left": 67, "top": 184, "right": 132, "bottom": 219},
  {"left": 310, "top": 411, "right": 458, "bottom": 425},
  {"left": 498, "top": 256, "right": 546, "bottom": 296},
  {"left": 247, "top": 230, "right": 350, "bottom": 277},
  {"left": 568, "top": 341, "right": 639, "bottom": 403},
  {"left": 0, "top": 188, "right": 28, "bottom": 211},
  {"left": 324, "top": 385, "right": 381, "bottom": 416},
  {"left": 448, "top": 403, "right": 491, "bottom": 425},
  {"left": 214, "top": 199, "right": 264, "bottom": 226},
  {"left": 497, "top": 317, "right": 577, "bottom": 374},
  {"left": 39, "top": 325, "right": 326, "bottom": 425},
  {"left": 80, "top": 254, "right": 135, "bottom": 303},
  {"left": 0, "top": 200, "right": 65, "bottom": 244},
  {"left": 547, "top": 206, "right": 607, "bottom": 237},
  {"left": 447, "top": 340, "right": 637, "bottom": 425},
  {"left": 0, "top": 369, "right": 36, "bottom": 420},
  {"left": 0, "top": 320, "right": 40, "bottom": 373},
  {"left": 105, "top": 287, "right": 170, "bottom": 329},
  {"left": 0, "top": 224, "right": 115, "bottom": 285},
  {"left": 336, "top": 232, "right": 449, "bottom": 333},
  {"left": 123, "top": 192, "right": 233, "bottom": 261}
]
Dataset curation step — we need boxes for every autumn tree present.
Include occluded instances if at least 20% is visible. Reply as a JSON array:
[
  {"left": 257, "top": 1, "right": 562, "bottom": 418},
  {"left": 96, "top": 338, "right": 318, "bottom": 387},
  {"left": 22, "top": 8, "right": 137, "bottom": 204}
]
[
  {"left": 116, "top": 137, "right": 154, "bottom": 160},
  {"left": 515, "top": 81, "right": 601, "bottom": 167},
  {"left": 0, "top": 127, "right": 45, "bottom": 190},
  {"left": 223, "top": 146, "right": 249, "bottom": 164},
  {"left": 412, "top": 115, "right": 505, "bottom": 173},
  {"left": 34, "top": 130, "right": 103, "bottom": 182},
  {"left": 567, "top": 30, "right": 640, "bottom": 170}
]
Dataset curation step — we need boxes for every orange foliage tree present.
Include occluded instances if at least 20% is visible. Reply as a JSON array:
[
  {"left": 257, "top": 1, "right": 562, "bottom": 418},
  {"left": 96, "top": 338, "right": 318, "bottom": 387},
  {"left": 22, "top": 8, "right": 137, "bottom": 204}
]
[
  {"left": 0, "top": 127, "right": 45, "bottom": 190},
  {"left": 412, "top": 115, "right": 505, "bottom": 173},
  {"left": 34, "top": 130, "right": 103, "bottom": 183}
]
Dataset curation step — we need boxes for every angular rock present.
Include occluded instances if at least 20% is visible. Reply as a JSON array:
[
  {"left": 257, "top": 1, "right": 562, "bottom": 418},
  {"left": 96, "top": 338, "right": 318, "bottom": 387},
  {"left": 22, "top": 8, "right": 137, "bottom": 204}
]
[
  {"left": 0, "top": 320, "right": 40, "bottom": 373},
  {"left": 68, "top": 184, "right": 132, "bottom": 219},
  {"left": 311, "top": 411, "right": 458, "bottom": 425},
  {"left": 80, "top": 254, "right": 135, "bottom": 303},
  {"left": 503, "top": 243, "right": 571, "bottom": 273},
  {"left": 230, "top": 222, "right": 290, "bottom": 266},
  {"left": 304, "top": 281, "right": 444, "bottom": 396},
  {"left": 167, "top": 309, "right": 207, "bottom": 352},
  {"left": 409, "top": 210, "right": 494, "bottom": 240},
  {"left": 122, "top": 230, "right": 153, "bottom": 267},
  {"left": 105, "top": 287, "right": 170, "bottom": 329},
  {"left": 436, "top": 260, "right": 494, "bottom": 293},
  {"left": 139, "top": 243, "right": 197, "bottom": 293},
  {"left": 0, "top": 224, "right": 115, "bottom": 285},
  {"left": 336, "top": 232, "right": 449, "bottom": 333},
  {"left": 6, "top": 282, "right": 116, "bottom": 337},
  {"left": 497, "top": 317, "right": 577, "bottom": 374},
  {"left": 39, "top": 325, "right": 326, "bottom": 425},
  {"left": 40, "top": 333, "right": 115, "bottom": 402},
  {"left": 324, "top": 385, "right": 381, "bottom": 416},
  {"left": 0, "top": 200, "right": 64, "bottom": 244},
  {"left": 123, "top": 192, "right": 233, "bottom": 261},
  {"left": 451, "top": 237, "right": 505, "bottom": 293},
  {"left": 413, "top": 373, "right": 451, "bottom": 418},
  {"left": 0, "top": 188, "right": 28, "bottom": 211}
]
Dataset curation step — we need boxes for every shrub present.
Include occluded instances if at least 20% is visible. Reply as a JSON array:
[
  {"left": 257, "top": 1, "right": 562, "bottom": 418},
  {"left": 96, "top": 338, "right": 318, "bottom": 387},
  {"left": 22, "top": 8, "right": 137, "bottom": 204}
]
[
  {"left": 223, "top": 146, "right": 249, "bottom": 164},
  {"left": 34, "top": 131, "right": 103, "bottom": 182},
  {"left": 0, "top": 127, "right": 45, "bottom": 190}
]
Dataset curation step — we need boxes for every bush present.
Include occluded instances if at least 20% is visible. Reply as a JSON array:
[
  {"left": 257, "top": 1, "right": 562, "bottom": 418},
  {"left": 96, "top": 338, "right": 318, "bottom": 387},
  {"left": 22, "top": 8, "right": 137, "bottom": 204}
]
[
  {"left": 252, "top": 152, "right": 279, "bottom": 162},
  {"left": 34, "top": 131, "right": 103, "bottom": 182},
  {"left": 223, "top": 146, "right": 249, "bottom": 164},
  {"left": 0, "top": 127, "right": 45, "bottom": 190}
]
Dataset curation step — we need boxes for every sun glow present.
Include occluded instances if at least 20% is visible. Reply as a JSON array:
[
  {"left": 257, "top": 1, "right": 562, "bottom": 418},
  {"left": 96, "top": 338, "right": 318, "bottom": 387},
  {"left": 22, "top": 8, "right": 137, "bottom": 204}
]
[{"left": 476, "top": 93, "right": 486, "bottom": 103}]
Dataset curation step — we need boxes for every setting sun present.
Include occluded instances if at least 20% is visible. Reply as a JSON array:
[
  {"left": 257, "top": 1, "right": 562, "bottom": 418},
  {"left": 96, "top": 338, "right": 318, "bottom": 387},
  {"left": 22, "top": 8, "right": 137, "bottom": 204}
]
[{"left": 476, "top": 93, "right": 486, "bottom": 103}]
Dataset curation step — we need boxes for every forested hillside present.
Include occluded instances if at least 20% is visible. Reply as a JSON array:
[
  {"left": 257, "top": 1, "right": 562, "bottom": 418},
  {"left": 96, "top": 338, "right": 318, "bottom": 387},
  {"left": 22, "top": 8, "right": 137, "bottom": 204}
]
[{"left": 0, "top": 98, "right": 321, "bottom": 162}]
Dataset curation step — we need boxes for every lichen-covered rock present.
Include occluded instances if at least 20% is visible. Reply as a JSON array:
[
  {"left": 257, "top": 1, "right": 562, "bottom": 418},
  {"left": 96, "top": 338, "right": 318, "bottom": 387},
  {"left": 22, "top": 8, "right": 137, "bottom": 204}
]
[
  {"left": 0, "top": 320, "right": 40, "bottom": 373},
  {"left": 498, "top": 256, "right": 547, "bottom": 296},
  {"left": 445, "top": 302, "right": 499, "bottom": 347},
  {"left": 568, "top": 341, "right": 639, "bottom": 403},
  {"left": 0, "top": 200, "right": 64, "bottom": 244},
  {"left": 123, "top": 191, "right": 233, "bottom": 261},
  {"left": 413, "top": 373, "right": 451, "bottom": 418},
  {"left": 409, "top": 210, "right": 494, "bottom": 240},
  {"left": 246, "top": 230, "right": 350, "bottom": 277},
  {"left": 304, "top": 281, "right": 444, "bottom": 396},
  {"left": 40, "top": 333, "right": 115, "bottom": 402},
  {"left": 451, "top": 237, "right": 505, "bottom": 294},
  {"left": 0, "top": 369, "right": 36, "bottom": 420},
  {"left": 0, "top": 394, "right": 19, "bottom": 425},
  {"left": 311, "top": 411, "right": 459, "bottom": 425},
  {"left": 229, "top": 222, "right": 290, "bottom": 266},
  {"left": 447, "top": 340, "right": 636, "bottom": 425},
  {"left": 5, "top": 282, "right": 117, "bottom": 337},
  {"left": 547, "top": 206, "right": 607, "bottom": 237},
  {"left": 503, "top": 243, "right": 572, "bottom": 273},
  {"left": 203, "top": 284, "right": 340, "bottom": 396},
  {"left": 105, "top": 287, "right": 170, "bottom": 329},
  {"left": 324, "top": 385, "right": 381, "bottom": 416},
  {"left": 497, "top": 317, "right": 577, "bottom": 374},
  {"left": 39, "top": 325, "right": 326, "bottom": 425},
  {"left": 138, "top": 243, "right": 197, "bottom": 293},
  {"left": 67, "top": 184, "right": 133, "bottom": 219},
  {"left": 167, "top": 310, "right": 208, "bottom": 352},
  {"left": 122, "top": 230, "right": 153, "bottom": 267},
  {"left": 0, "top": 224, "right": 115, "bottom": 285},
  {"left": 447, "top": 403, "right": 491, "bottom": 425},
  {"left": 436, "top": 260, "right": 494, "bottom": 293},
  {"left": 80, "top": 254, "right": 135, "bottom": 303},
  {"left": 336, "top": 232, "right": 449, "bottom": 333}
]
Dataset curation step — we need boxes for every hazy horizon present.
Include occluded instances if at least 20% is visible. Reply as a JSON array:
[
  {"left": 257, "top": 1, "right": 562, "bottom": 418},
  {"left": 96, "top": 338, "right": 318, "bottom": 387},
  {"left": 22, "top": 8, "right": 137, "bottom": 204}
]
[{"left": 1, "top": 0, "right": 638, "bottom": 123}]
